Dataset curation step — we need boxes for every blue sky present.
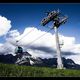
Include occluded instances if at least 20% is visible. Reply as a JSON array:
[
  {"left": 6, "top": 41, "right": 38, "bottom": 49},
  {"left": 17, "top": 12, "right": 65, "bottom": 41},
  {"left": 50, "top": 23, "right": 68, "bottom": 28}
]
[{"left": 0, "top": 3, "right": 80, "bottom": 44}]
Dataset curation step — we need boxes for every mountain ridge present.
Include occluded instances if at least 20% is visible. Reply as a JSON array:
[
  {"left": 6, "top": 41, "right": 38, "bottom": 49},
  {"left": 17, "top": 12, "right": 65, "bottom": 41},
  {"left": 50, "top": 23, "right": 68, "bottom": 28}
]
[{"left": 0, "top": 53, "right": 80, "bottom": 69}]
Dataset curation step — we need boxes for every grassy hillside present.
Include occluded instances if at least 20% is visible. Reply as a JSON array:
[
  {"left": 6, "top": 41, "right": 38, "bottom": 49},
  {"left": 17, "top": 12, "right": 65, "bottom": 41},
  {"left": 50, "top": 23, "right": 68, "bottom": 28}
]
[{"left": 0, "top": 63, "right": 80, "bottom": 77}]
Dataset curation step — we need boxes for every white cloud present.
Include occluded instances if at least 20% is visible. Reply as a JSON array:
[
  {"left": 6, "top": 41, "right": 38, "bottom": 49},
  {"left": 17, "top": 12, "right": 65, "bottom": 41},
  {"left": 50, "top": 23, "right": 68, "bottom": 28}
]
[
  {"left": 66, "top": 55, "right": 80, "bottom": 65},
  {"left": 5, "top": 29, "right": 20, "bottom": 46},
  {"left": 16, "top": 27, "right": 56, "bottom": 47},
  {"left": 0, "top": 42, "right": 16, "bottom": 56},
  {"left": 60, "top": 35, "right": 76, "bottom": 52},
  {"left": 5, "top": 27, "right": 79, "bottom": 54},
  {"left": 71, "top": 44, "right": 80, "bottom": 54},
  {"left": 1, "top": 27, "right": 80, "bottom": 64},
  {"left": 0, "top": 43, "right": 3, "bottom": 46},
  {"left": 7, "top": 30, "right": 20, "bottom": 38},
  {"left": 27, "top": 49, "right": 54, "bottom": 59},
  {"left": 0, "top": 15, "right": 11, "bottom": 36},
  {"left": 13, "top": 27, "right": 80, "bottom": 54}
]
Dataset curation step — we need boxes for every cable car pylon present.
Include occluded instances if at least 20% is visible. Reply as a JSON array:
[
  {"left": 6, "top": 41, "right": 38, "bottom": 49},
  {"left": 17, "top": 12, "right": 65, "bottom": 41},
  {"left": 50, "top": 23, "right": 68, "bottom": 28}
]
[{"left": 41, "top": 9, "right": 68, "bottom": 69}]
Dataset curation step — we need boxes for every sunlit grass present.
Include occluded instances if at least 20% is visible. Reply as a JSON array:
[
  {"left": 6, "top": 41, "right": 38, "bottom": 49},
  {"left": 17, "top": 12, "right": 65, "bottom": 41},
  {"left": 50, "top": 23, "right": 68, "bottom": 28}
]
[{"left": 0, "top": 63, "right": 80, "bottom": 77}]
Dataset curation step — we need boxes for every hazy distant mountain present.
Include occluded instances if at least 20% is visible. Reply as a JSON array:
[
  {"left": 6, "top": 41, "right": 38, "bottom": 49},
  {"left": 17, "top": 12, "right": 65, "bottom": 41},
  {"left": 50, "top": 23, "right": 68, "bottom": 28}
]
[
  {"left": 0, "top": 54, "right": 17, "bottom": 64},
  {"left": 0, "top": 52, "right": 80, "bottom": 69}
]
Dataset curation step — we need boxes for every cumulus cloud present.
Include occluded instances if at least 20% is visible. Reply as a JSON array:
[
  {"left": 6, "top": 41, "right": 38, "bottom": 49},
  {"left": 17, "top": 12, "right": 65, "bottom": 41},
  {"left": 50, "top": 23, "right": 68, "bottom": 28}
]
[
  {"left": 7, "top": 30, "right": 20, "bottom": 38},
  {"left": 66, "top": 55, "right": 80, "bottom": 65},
  {"left": 15, "top": 27, "right": 56, "bottom": 49},
  {"left": 5, "top": 29, "right": 20, "bottom": 46},
  {"left": 6, "top": 27, "right": 79, "bottom": 53},
  {"left": 26, "top": 49, "right": 54, "bottom": 59},
  {"left": 5, "top": 27, "right": 57, "bottom": 57},
  {"left": 1, "top": 27, "right": 80, "bottom": 64},
  {"left": 0, "top": 42, "right": 16, "bottom": 56},
  {"left": 0, "top": 15, "right": 11, "bottom": 36}
]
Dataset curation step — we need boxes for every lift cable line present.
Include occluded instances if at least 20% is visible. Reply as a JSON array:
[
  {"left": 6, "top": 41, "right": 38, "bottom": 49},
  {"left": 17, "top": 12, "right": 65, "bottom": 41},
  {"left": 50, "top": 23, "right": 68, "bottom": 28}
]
[
  {"left": 16, "top": 22, "right": 53, "bottom": 45},
  {"left": 16, "top": 28, "right": 35, "bottom": 43},
  {"left": 3, "top": 28, "right": 35, "bottom": 47},
  {"left": 21, "top": 28, "right": 53, "bottom": 48},
  {"left": 4, "top": 28, "right": 35, "bottom": 45}
]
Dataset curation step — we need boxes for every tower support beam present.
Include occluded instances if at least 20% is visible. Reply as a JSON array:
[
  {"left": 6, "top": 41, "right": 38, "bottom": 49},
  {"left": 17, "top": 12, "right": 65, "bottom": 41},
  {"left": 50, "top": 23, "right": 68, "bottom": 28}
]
[{"left": 54, "top": 26, "right": 63, "bottom": 69}]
